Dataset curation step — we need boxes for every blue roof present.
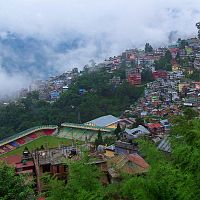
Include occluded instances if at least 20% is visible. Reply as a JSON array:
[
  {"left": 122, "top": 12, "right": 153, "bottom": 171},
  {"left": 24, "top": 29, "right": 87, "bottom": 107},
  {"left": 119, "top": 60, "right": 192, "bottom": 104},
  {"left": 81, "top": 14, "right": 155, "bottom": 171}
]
[{"left": 87, "top": 115, "right": 119, "bottom": 127}]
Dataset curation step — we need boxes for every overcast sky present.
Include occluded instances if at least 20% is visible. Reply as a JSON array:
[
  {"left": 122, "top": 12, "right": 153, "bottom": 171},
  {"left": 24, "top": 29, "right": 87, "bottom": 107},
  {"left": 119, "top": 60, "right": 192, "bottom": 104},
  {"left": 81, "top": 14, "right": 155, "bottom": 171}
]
[
  {"left": 0, "top": 0, "right": 199, "bottom": 44},
  {"left": 0, "top": 0, "right": 200, "bottom": 98}
]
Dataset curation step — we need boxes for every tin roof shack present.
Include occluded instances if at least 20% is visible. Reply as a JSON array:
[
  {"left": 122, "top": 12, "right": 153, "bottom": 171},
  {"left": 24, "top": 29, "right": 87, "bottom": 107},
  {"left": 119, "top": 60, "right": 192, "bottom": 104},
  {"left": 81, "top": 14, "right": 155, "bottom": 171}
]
[
  {"left": 123, "top": 125, "right": 150, "bottom": 140},
  {"left": 157, "top": 137, "right": 171, "bottom": 153},
  {"left": 115, "top": 141, "right": 138, "bottom": 155},
  {"left": 160, "top": 119, "right": 170, "bottom": 132},
  {"left": 32, "top": 147, "right": 69, "bottom": 191},
  {"left": 107, "top": 153, "right": 149, "bottom": 183},
  {"left": 33, "top": 148, "right": 68, "bottom": 178}
]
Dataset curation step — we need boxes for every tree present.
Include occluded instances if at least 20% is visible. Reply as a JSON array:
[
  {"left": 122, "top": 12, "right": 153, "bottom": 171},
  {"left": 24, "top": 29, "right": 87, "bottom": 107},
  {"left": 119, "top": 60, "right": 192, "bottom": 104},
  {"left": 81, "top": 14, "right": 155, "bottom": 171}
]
[
  {"left": 114, "top": 123, "right": 122, "bottom": 140},
  {"left": 165, "top": 50, "right": 172, "bottom": 62},
  {"left": 180, "top": 39, "right": 188, "bottom": 49},
  {"left": 188, "top": 70, "right": 200, "bottom": 81},
  {"left": 120, "top": 114, "right": 200, "bottom": 200},
  {"left": 45, "top": 160, "right": 104, "bottom": 200},
  {"left": 154, "top": 50, "right": 172, "bottom": 71},
  {"left": 0, "top": 162, "right": 35, "bottom": 200},
  {"left": 141, "top": 69, "right": 153, "bottom": 83},
  {"left": 145, "top": 43, "right": 153, "bottom": 53},
  {"left": 183, "top": 108, "right": 199, "bottom": 120},
  {"left": 95, "top": 130, "right": 103, "bottom": 147},
  {"left": 175, "top": 52, "right": 180, "bottom": 64}
]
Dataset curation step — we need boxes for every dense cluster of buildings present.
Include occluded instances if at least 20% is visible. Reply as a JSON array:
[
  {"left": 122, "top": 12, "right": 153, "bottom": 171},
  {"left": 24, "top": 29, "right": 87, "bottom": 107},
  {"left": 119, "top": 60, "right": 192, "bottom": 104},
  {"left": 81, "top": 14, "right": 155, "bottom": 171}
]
[
  {"left": 14, "top": 34, "right": 200, "bottom": 103},
  {"left": 18, "top": 67, "right": 79, "bottom": 101},
  {"left": 1, "top": 32, "right": 200, "bottom": 198}
]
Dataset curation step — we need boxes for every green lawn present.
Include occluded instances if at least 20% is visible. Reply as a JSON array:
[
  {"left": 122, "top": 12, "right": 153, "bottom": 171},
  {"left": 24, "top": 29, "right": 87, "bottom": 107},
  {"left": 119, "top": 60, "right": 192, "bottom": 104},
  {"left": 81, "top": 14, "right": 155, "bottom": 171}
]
[{"left": 0, "top": 136, "right": 73, "bottom": 158}]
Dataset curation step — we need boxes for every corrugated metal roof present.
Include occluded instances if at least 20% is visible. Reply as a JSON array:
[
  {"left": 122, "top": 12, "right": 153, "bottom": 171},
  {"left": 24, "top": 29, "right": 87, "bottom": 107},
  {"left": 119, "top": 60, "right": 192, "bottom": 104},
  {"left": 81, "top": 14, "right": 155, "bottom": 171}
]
[
  {"left": 125, "top": 125, "right": 150, "bottom": 135},
  {"left": 87, "top": 115, "right": 119, "bottom": 127},
  {"left": 158, "top": 137, "right": 171, "bottom": 153}
]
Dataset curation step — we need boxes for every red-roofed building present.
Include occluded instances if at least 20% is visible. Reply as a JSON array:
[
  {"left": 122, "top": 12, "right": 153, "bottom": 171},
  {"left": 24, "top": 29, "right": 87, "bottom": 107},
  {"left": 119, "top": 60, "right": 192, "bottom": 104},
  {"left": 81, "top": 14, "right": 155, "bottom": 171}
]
[
  {"left": 128, "top": 73, "right": 141, "bottom": 85},
  {"left": 108, "top": 153, "right": 149, "bottom": 182},
  {"left": 152, "top": 70, "right": 168, "bottom": 80},
  {"left": 128, "top": 154, "right": 149, "bottom": 169},
  {"left": 0, "top": 155, "right": 21, "bottom": 166},
  {"left": 145, "top": 123, "right": 164, "bottom": 134},
  {"left": 0, "top": 155, "right": 35, "bottom": 175}
]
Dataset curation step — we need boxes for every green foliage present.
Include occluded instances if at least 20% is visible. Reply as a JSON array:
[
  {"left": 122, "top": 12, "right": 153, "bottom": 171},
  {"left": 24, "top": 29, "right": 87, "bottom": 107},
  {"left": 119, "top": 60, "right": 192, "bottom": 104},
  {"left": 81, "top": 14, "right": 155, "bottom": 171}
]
[
  {"left": 175, "top": 52, "right": 180, "bottom": 64},
  {"left": 178, "top": 39, "right": 188, "bottom": 49},
  {"left": 95, "top": 130, "right": 104, "bottom": 146},
  {"left": 114, "top": 123, "right": 122, "bottom": 139},
  {"left": 154, "top": 50, "right": 172, "bottom": 71},
  {"left": 180, "top": 57, "right": 189, "bottom": 67},
  {"left": 43, "top": 115, "right": 200, "bottom": 199},
  {"left": 45, "top": 160, "right": 104, "bottom": 200},
  {"left": 183, "top": 107, "right": 199, "bottom": 120},
  {"left": 141, "top": 69, "right": 153, "bottom": 83},
  {"left": 0, "top": 162, "right": 35, "bottom": 200},
  {"left": 145, "top": 43, "right": 153, "bottom": 53},
  {"left": 188, "top": 69, "right": 200, "bottom": 81},
  {"left": 0, "top": 69, "right": 144, "bottom": 139},
  {"left": 119, "top": 114, "right": 200, "bottom": 200}
]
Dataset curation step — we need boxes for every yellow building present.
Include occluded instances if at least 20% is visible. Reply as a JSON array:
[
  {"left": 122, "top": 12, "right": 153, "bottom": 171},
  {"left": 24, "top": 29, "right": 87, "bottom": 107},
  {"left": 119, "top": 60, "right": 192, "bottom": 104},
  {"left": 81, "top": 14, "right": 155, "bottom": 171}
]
[
  {"left": 172, "top": 64, "right": 181, "bottom": 72},
  {"left": 85, "top": 115, "right": 120, "bottom": 129},
  {"left": 178, "top": 83, "right": 190, "bottom": 92}
]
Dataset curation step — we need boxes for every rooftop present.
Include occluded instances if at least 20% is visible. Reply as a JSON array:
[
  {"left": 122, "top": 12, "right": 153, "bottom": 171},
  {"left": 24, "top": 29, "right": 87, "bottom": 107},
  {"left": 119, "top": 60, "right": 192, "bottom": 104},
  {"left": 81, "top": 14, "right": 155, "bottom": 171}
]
[{"left": 87, "top": 115, "right": 119, "bottom": 127}]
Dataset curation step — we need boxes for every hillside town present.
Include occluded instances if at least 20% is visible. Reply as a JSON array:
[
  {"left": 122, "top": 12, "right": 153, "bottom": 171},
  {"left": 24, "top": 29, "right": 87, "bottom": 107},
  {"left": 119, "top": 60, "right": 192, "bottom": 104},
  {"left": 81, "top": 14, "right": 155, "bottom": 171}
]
[
  {"left": 16, "top": 28, "right": 200, "bottom": 105},
  {"left": 1, "top": 23, "right": 200, "bottom": 199}
]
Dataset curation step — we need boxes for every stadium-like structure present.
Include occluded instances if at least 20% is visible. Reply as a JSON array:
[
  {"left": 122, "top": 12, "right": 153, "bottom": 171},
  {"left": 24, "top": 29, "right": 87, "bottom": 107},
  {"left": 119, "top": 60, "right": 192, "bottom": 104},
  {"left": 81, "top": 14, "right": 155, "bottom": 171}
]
[
  {"left": 0, "top": 125, "right": 58, "bottom": 156},
  {"left": 0, "top": 123, "right": 114, "bottom": 156},
  {"left": 59, "top": 122, "right": 114, "bottom": 141}
]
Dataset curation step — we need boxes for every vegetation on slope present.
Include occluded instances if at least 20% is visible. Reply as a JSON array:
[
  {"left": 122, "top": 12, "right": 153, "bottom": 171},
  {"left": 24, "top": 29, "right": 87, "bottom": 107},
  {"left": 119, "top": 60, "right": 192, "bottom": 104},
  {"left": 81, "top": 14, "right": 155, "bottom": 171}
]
[
  {"left": 43, "top": 113, "right": 200, "bottom": 200},
  {"left": 0, "top": 162, "right": 35, "bottom": 200},
  {"left": 0, "top": 68, "right": 144, "bottom": 139}
]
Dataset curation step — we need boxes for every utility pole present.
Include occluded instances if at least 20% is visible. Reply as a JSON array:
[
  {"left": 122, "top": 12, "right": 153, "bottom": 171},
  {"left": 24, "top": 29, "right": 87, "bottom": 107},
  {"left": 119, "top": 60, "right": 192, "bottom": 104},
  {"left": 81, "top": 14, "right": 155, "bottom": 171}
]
[{"left": 77, "top": 107, "right": 81, "bottom": 124}]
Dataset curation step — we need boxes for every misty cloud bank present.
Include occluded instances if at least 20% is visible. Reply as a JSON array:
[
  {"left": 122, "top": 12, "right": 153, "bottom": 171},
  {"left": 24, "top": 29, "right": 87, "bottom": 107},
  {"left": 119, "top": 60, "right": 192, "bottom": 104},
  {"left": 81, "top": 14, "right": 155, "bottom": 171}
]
[{"left": 0, "top": 0, "right": 200, "bottom": 98}]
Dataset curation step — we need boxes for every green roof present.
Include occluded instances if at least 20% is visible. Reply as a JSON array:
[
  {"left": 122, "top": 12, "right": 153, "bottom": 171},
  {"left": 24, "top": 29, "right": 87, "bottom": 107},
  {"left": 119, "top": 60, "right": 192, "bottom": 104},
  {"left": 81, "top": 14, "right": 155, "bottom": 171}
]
[
  {"left": 61, "top": 122, "right": 114, "bottom": 132},
  {"left": 0, "top": 125, "right": 58, "bottom": 147}
]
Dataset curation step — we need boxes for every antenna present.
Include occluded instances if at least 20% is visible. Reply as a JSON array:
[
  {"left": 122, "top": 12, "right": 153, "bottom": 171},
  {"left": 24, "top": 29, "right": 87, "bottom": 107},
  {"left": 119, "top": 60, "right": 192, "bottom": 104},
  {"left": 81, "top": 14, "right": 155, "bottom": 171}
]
[{"left": 196, "top": 22, "right": 200, "bottom": 39}]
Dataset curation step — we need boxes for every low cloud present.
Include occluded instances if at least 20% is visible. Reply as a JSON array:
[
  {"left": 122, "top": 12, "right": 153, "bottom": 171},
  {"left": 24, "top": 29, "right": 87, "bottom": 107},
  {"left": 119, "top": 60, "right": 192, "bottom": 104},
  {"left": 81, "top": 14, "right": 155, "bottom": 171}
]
[
  {"left": 0, "top": 67, "right": 30, "bottom": 99},
  {"left": 0, "top": 0, "right": 200, "bottom": 97}
]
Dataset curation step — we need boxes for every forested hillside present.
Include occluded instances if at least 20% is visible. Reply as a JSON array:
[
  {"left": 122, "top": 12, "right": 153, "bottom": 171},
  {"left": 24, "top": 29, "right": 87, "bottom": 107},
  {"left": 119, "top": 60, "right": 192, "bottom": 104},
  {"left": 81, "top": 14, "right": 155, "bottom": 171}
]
[{"left": 0, "top": 68, "right": 144, "bottom": 139}]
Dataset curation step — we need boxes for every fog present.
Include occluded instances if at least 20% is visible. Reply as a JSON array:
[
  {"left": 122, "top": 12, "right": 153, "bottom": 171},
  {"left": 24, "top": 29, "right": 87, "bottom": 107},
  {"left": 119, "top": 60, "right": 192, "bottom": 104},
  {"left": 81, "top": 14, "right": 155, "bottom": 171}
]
[{"left": 0, "top": 0, "right": 200, "bottom": 97}]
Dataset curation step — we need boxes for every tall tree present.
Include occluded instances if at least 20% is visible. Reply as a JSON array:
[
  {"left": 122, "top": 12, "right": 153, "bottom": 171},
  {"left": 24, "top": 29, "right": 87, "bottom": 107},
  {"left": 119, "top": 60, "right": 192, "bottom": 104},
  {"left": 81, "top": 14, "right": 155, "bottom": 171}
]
[
  {"left": 0, "top": 162, "right": 35, "bottom": 200},
  {"left": 45, "top": 160, "right": 104, "bottom": 200},
  {"left": 145, "top": 43, "right": 153, "bottom": 53},
  {"left": 95, "top": 130, "right": 104, "bottom": 146},
  {"left": 114, "top": 123, "right": 122, "bottom": 140}
]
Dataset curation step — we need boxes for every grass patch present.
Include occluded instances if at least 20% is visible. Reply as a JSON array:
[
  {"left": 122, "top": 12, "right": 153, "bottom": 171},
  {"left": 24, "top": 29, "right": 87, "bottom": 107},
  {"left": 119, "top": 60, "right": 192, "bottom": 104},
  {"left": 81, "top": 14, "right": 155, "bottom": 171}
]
[{"left": 0, "top": 136, "right": 74, "bottom": 158}]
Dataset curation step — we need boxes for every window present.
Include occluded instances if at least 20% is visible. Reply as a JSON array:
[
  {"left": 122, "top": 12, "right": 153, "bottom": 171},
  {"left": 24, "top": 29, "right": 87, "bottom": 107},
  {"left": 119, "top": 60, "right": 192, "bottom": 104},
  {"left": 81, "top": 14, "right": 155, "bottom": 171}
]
[
  {"left": 57, "top": 165, "right": 60, "bottom": 173},
  {"left": 42, "top": 164, "right": 50, "bottom": 173}
]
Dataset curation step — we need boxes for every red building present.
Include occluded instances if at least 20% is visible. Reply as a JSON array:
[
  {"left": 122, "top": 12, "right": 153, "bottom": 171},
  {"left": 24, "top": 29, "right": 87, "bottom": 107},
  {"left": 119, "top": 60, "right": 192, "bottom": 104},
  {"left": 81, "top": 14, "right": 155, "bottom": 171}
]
[
  {"left": 0, "top": 154, "right": 35, "bottom": 176},
  {"left": 152, "top": 70, "right": 168, "bottom": 80},
  {"left": 145, "top": 123, "right": 165, "bottom": 134},
  {"left": 128, "top": 73, "right": 141, "bottom": 85}
]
